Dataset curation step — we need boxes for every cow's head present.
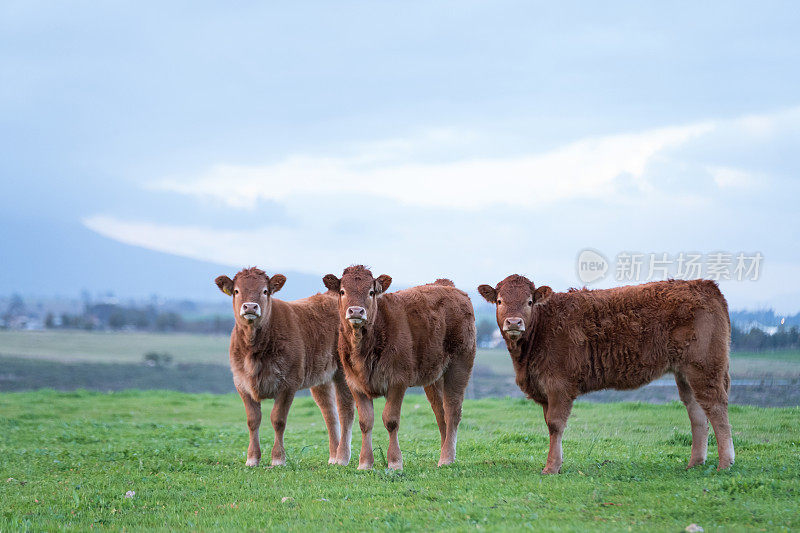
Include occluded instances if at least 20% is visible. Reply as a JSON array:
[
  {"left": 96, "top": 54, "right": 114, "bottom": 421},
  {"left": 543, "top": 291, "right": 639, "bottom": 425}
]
[
  {"left": 322, "top": 265, "right": 391, "bottom": 333},
  {"left": 215, "top": 267, "right": 286, "bottom": 328},
  {"left": 477, "top": 275, "right": 552, "bottom": 344}
]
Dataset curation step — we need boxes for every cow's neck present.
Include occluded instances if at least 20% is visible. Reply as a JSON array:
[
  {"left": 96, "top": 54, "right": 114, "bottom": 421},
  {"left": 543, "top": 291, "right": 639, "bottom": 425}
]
[
  {"left": 345, "top": 323, "right": 373, "bottom": 355},
  {"left": 344, "top": 312, "right": 383, "bottom": 360},
  {"left": 506, "top": 336, "right": 527, "bottom": 372},
  {"left": 506, "top": 312, "right": 541, "bottom": 369},
  {"left": 234, "top": 320, "right": 271, "bottom": 355},
  {"left": 516, "top": 310, "right": 547, "bottom": 371},
  {"left": 505, "top": 334, "right": 522, "bottom": 354}
]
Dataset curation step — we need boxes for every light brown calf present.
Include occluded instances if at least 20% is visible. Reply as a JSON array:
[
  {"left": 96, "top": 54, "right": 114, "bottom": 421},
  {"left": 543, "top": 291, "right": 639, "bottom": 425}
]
[
  {"left": 478, "top": 276, "right": 734, "bottom": 474},
  {"left": 323, "top": 266, "right": 476, "bottom": 470},
  {"left": 215, "top": 267, "right": 354, "bottom": 466}
]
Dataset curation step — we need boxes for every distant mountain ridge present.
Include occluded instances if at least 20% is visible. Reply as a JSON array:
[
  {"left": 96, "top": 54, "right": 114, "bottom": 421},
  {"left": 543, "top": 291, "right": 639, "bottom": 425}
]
[{"left": 0, "top": 216, "right": 326, "bottom": 301}]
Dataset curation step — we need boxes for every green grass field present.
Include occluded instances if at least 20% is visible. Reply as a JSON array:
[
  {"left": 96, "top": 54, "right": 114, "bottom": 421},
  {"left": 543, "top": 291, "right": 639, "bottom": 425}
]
[
  {"left": 0, "top": 330, "right": 230, "bottom": 365},
  {"left": 1, "top": 391, "right": 798, "bottom": 531}
]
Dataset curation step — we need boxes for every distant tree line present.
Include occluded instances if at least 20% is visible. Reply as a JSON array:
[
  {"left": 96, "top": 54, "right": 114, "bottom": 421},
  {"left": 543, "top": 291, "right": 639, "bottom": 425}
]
[
  {"left": 731, "top": 325, "right": 800, "bottom": 352},
  {"left": 11, "top": 295, "right": 800, "bottom": 350},
  {"left": 45, "top": 303, "right": 233, "bottom": 334}
]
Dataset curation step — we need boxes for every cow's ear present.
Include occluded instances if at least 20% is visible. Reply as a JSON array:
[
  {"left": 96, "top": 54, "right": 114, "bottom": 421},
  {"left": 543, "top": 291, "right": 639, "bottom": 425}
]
[
  {"left": 268, "top": 274, "right": 286, "bottom": 294},
  {"left": 375, "top": 274, "right": 392, "bottom": 294},
  {"left": 534, "top": 285, "right": 553, "bottom": 303},
  {"left": 323, "top": 274, "right": 340, "bottom": 292},
  {"left": 477, "top": 284, "right": 497, "bottom": 303},
  {"left": 215, "top": 275, "right": 234, "bottom": 296}
]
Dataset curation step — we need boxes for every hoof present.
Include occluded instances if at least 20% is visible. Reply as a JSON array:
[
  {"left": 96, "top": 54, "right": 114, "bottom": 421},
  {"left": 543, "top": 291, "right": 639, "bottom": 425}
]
[
  {"left": 357, "top": 462, "right": 373, "bottom": 470},
  {"left": 717, "top": 459, "right": 735, "bottom": 470},
  {"left": 328, "top": 457, "right": 337, "bottom": 465},
  {"left": 271, "top": 458, "right": 286, "bottom": 467},
  {"left": 686, "top": 458, "right": 707, "bottom": 469},
  {"left": 245, "top": 458, "right": 260, "bottom": 467},
  {"left": 335, "top": 448, "right": 351, "bottom": 466},
  {"left": 387, "top": 461, "right": 403, "bottom": 471},
  {"left": 541, "top": 466, "right": 560, "bottom": 475},
  {"left": 437, "top": 458, "right": 454, "bottom": 467}
]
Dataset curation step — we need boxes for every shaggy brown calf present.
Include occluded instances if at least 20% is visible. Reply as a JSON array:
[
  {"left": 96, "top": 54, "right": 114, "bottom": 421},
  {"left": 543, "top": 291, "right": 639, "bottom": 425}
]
[
  {"left": 215, "top": 268, "right": 354, "bottom": 467},
  {"left": 323, "top": 266, "right": 476, "bottom": 470},
  {"left": 478, "top": 276, "right": 734, "bottom": 474}
]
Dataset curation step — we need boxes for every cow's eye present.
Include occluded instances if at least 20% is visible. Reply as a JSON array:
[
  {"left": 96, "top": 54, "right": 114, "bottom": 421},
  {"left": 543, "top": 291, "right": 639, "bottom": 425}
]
[
  {"left": 339, "top": 289, "right": 345, "bottom": 296},
  {"left": 234, "top": 289, "right": 239, "bottom": 295},
  {"left": 369, "top": 290, "right": 375, "bottom": 297},
  {"left": 528, "top": 300, "right": 533, "bottom": 306},
  {"left": 263, "top": 289, "right": 269, "bottom": 295},
  {"left": 497, "top": 299, "right": 502, "bottom": 305}
]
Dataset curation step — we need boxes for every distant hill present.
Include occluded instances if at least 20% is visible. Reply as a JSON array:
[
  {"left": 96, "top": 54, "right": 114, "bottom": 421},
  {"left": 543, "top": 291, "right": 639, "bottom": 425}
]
[{"left": 0, "top": 216, "right": 326, "bottom": 301}]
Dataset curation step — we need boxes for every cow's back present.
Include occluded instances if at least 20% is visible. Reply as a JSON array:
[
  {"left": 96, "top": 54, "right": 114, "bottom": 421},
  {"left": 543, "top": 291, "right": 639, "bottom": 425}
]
[
  {"left": 281, "top": 291, "right": 341, "bottom": 386},
  {"left": 348, "top": 282, "right": 475, "bottom": 394},
  {"left": 282, "top": 292, "right": 339, "bottom": 354},
  {"left": 527, "top": 279, "right": 729, "bottom": 395},
  {"left": 390, "top": 282, "right": 474, "bottom": 350}
]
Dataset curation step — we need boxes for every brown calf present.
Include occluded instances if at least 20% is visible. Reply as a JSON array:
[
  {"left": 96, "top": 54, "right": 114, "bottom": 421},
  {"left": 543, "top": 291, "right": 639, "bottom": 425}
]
[
  {"left": 323, "top": 266, "right": 476, "bottom": 470},
  {"left": 478, "top": 276, "right": 734, "bottom": 474},
  {"left": 215, "top": 267, "right": 354, "bottom": 467}
]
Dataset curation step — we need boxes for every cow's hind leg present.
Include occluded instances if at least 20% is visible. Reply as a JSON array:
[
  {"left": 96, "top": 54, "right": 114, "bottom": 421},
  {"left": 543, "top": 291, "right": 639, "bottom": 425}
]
[
  {"left": 353, "top": 390, "right": 375, "bottom": 470},
  {"left": 439, "top": 365, "right": 471, "bottom": 466},
  {"left": 238, "top": 389, "right": 262, "bottom": 467},
  {"left": 310, "top": 382, "right": 341, "bottom": 464},
  {"left": 383, "top": 385, "right": 407, "bottom": 470},
  {"left": 675, "top": 371, "right": 709, "bottom": 468},
  {"left": 333, "top": 371, "right": 355, "bottom": 465},
  {"left": 270, "top": 389, "right": 295, "bottom": 466},
  {"left": 424, "top": 379, "right": 447, "bottom": 448},
  {"left": 684, "top": 368, "right": 735, "bottom": 469}
]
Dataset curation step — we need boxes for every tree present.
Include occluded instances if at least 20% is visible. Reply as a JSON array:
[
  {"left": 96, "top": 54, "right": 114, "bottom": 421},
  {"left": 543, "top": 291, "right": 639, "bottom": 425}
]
[
  {"left": 476, "top": 317, "right": 497, "bottom": 347},
  {"left": 6, "top": 294, "right": 24, "bottom": 316}
]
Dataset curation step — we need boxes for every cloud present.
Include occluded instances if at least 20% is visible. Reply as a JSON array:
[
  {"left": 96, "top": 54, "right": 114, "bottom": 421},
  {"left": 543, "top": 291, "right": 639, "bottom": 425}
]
[
  {"left": 708, "top": 166, "right": 756, "bottom": 189},
  {"left": 86, "top": 106, "right": 800, "bottom": 311},
  {"left": 150, "top": 122, "right": 715, "bottom": 210}
]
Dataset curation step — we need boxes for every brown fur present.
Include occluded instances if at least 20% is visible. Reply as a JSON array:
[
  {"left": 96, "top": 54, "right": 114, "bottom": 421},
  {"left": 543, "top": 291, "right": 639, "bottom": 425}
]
[
  {"left": 478, "top": 276, "right": 734, "bottom": 473},
  {"left": 323, "top": 266, "right": 476, "bottom": 469},
  {"left": 215, "top": 267, "right": 354, "bottom": 467}
]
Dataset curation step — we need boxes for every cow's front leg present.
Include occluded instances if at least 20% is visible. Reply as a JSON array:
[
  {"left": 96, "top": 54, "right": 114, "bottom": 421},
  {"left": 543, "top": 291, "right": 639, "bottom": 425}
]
[
  {"left": 310, "top": 382, "right": 340, "bottom": 464},
  {"left": 353, "top": 390, "right": 375, "bottom": 470},
  {"left": 270, "top": 389, "right": 295, "bottom": 466},
  {"left": 542, "top": 395, "right": 573, "bottom": 474},
  {"left": 238, "top": 389, "right": 262, "bottom": 467},
  {"left": 383, "top": 385, "right": 407, "bottom": 470},
  {"left": 333, "top": 371, "right": 355, "bottom": 466}
]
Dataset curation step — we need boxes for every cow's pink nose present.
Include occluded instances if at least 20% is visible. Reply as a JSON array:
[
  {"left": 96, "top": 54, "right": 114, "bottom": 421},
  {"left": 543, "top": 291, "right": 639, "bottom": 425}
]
[
  {"left": 346, "top": 306, "right": 366, "bottom": 319},
  {"left": 241, "top": 303, "right": 261, "bottom": 316},
  {"left": 504, "top": 317, "right": 524, "bottom": 330}
]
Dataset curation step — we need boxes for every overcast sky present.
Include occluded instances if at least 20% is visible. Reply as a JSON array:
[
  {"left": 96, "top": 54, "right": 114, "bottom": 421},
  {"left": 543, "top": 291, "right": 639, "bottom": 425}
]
[{"left": 2, "top": 1, "right": 799, "bottom": 311}]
